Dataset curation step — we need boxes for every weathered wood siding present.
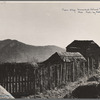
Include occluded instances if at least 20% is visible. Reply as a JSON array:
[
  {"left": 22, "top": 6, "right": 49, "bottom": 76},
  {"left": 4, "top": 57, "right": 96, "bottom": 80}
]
[
  {"left": 38, "top": 60, "right": 87, "bottom": 90},
  {"left": 0, "top": 63, "right": 36, "bottom": 98},
  {"left": 0, "top": 60, "right": 91, "bottom": 98}
]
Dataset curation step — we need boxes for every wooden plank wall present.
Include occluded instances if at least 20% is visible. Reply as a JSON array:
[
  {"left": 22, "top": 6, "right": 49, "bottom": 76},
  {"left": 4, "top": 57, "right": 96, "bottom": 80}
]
[
  {"left": 38, "top": 60, "right": 87, "bottom": 91},
  {"left": 0, "top": 60, "right": 91, "bottom": 98},
  {"left": 0, "top": 63, "right": 36, "bottom": 98}
]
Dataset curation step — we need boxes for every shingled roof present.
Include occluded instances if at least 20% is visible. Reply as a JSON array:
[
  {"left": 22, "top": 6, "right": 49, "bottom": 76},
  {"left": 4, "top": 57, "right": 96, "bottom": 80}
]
[
  {"left": 66, "top": 40, "right": 100, "bottom": 57},
  {"left": 67, "top": 40, "right": 100, "bottom": 49},
  {"left": 41, "top": 52, "right": 86, "bottom": 64},
  {"left": 57, "top": 52, "right": 86, "bottom": 62}
]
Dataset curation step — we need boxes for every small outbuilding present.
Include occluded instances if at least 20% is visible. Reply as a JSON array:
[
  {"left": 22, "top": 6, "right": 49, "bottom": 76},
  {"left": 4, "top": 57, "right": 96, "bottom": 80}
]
[
  {"left": 66, "top": 40, "right": 100, "bottom": 74},
  {"left": 39, "top": 52, "right": 86, "bottom": 90}
]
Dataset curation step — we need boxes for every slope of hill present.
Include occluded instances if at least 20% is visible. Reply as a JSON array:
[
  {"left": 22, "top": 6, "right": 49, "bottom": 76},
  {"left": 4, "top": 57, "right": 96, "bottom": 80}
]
[{"left": 0, "top": 39, "right": 65, "bottom": 63}]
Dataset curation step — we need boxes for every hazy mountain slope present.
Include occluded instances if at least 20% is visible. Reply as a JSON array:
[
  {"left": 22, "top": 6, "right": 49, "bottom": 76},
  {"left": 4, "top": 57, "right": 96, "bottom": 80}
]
[{"left": 0, "top": 39, "right": 65, "bottom": 62}]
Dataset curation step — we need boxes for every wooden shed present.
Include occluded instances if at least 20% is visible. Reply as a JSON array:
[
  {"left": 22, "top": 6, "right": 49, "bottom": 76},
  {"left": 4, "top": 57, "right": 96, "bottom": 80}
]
[
  {"left": 66, "top": 40, "right": 100, "bottom": 74},
  {"left": 39, "top": 52, "right": 86, "bottom": 90}
]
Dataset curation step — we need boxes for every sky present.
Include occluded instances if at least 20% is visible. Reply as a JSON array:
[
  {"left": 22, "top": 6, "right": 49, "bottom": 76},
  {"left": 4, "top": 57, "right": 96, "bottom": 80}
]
[{"left": 0, "top": 1, "right": 100, "bottom": 48}]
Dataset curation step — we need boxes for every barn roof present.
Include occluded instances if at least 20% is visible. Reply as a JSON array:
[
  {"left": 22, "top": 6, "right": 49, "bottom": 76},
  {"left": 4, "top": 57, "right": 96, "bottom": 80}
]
[
  {"left": 41, "top": 52, "right": 86, "bottom": 64},
  {"left": 57, "top": 52, "right": 86, "bottom": 62},
  {"left": 67, "top": 40, "right": 100, "bottom": 49}
]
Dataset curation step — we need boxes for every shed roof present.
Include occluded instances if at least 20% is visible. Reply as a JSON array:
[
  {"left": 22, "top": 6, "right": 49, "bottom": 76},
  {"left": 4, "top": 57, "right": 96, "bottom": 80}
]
[
  {"left": 57, "top": 52, "right": 86, "bottom": 62},
  {"left": 41, "top": 52, "right": 86, "bottom": 64}
]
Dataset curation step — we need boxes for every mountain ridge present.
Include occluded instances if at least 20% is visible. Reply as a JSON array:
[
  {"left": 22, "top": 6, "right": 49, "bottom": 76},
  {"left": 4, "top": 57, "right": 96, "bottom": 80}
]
[{"left": 0, "top": 39, "right": 65, "bottom": 63}]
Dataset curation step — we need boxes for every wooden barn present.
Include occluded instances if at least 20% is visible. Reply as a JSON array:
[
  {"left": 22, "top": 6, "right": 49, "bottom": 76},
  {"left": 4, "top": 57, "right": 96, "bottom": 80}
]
[
  {"left": 39, "top": 52, "right": 86, "bottom": 90},
  {"left": 66, "top": 40, "right": 100, "bottom": 74}
]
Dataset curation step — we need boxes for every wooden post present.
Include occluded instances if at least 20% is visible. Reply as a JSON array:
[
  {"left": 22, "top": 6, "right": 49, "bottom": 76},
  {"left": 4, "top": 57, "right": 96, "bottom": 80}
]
[
  {"left": 29, "top": 73, "right": 31, "bottom": 93},
  {"left": 24, "top": 72, "right": 27, "bottom": 91},
  {"left": 20, "top": 76, "right": 22, "bottom": 93},
  {"left": 91, "top": 57, "right": 94, "bottom": 71},
  {"left": 87, "top": 57, "right": 90, "bottom": 76},
  {"left": 69, "top": 62, "right": 72, "bottom": 82},
  {"left": 68, "top": 63, "right": 70, "bottom": 82},
  {"left": 61, "top": 63, "right": 63, "bottom": 82},
  {"left": 41, "top": 67, "right": 43, "bottom": 92},
  {"left": 15, "top": 74, "right": 17, "bottom": 93},
  {"left": 63, "top": 62, "right": 66, "bottom": 83},
  {"left": 8, "top": 76, "right": 9, "bottom": 92},
  {"left": 34, "top": 69, "right": 36, "bottom": 97},
  {"left": 3, "top": 73, "right": 5, "bottom": 89},
  {"left": 19, "top": 75, "right": 20, "bottom": 93},
  {"left": 27, "top": 71, "right": 29, "bottom": 93},
  {"left": 12, "top": 74, "right": 14, "bottom": 94},
  {"left": 83, "top": 62, "right": 86, "bottom": 76},
  {"left": 72, "top": 62, "right": 74, "bottom": 82},
  {"left": 6, "top": 74, "right": 8, "bottom": 92},
  {"left": 48, "top": 65, "right": 51, "bottom": 90},
  {"left": 66, "top": 63, "right": 68, "bottom": 81},
  {"left": 47, "top": 63, "right": 50, "bottom": 89},
  {"left": 59, "top": 64, "right": 61, "bottom": 85},
  {"left": 67, "top": 63, "right": 69, "bottom": 81},
  {"left": 57, "top": 64, "right": 59, "bottom": 86},
  {"left": 9, "top": 75, "right": 11, "bottom": 93},
  {"left": 77, "top": 61, "right": 80, "bottom": 79},
  {"left": 64, "top": 62, "right": 67, "bottom": 83}
]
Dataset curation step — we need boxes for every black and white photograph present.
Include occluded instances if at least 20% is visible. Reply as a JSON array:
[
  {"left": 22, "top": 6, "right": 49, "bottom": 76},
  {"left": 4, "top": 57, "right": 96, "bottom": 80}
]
[{"left": 0, "top": 1, "right": 100, "bottom": 99}]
